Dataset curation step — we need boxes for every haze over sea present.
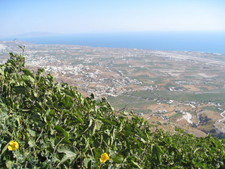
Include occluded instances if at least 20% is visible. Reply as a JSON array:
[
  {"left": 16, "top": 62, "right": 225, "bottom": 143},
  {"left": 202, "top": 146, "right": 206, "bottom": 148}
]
[{"left": 11, "top": 31, "right": 225, "bottom": 54}]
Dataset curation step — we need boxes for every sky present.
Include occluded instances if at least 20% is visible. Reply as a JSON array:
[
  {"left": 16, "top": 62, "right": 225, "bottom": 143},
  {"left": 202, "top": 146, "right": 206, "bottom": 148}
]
[{"left": 0, "top": 0, "right": 225, "bottom": 38}]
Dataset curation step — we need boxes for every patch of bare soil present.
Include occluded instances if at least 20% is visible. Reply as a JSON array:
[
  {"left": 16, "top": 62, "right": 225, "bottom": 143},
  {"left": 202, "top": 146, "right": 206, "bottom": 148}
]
[
  {"left": 132, "top": 72, "right": 154, "bottom": 77},
  {"left": 200, "top": 110, "right": 221, "bottom": 120},
  {"left": 143, "top": 114, "right": 207, "bottom": 137},
  {"left": 146, "top": 104, "right": 176, "bottom": 112},
  {"left": 182, "top": 85, "right": 200, "bottom": 92}
]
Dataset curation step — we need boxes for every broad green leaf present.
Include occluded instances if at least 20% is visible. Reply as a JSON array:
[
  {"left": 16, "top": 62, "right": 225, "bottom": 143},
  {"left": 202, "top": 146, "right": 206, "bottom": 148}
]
[
  {"left": 93, "top": 119, "right": 103, "bottom": 135},
  {"left": 152, "top": 144, "right": 163, "bottom": 163},
  {"left": 27, "top": 128, "right": 36, "bottom": 137},
  {"left": 13, "top": 86, "right": 28, "bottom": 94},
  {"left": 112, "top": 155, "right": 124, "bottom": 163},
  {"left": 54, "top": 125, "right": 69, "bottom": 138},
  {"left": 5, "top": 160, "right": 13, "bottom": 169},
  {"left": 83, "top": 157, "right": 93, "bottom": 168},
  {"left": 57, "top": 148, "right": 76, "bottom": 165},
  {"left": 131, "top": 160, "right": 143, "bottom": 169},
  {"left": 0, "top": 143, "right": 8, "bottom": 157},
  {"left": 22, "top": 69, "right": 33, "bottom": 77},
  {"left": 28, "top": 139, "right": 36, "bottom": 148}
]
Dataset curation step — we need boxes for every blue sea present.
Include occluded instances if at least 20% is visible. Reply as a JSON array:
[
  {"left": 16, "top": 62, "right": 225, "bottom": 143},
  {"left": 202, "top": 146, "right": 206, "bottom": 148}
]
[{"left": 9, "top": 31, "right": 225, "bottom": 54}]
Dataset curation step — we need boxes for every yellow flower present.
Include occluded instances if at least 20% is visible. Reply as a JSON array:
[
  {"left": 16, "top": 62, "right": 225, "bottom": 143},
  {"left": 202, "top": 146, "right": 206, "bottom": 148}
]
[
  {"left": 100, "top": 153, "right": 110, "bottom": 163},
  {"left": 7, "top": 140, "right": 19, "bottom": 151}
]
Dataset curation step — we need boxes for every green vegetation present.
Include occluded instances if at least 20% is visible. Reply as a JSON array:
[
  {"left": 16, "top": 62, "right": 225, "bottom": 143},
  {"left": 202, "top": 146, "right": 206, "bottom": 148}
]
[
  {"left": 202, "top": 106, "right": 220, "bottom": 112},
  {"left": 108, "top": 95, "right": 155, "bottom": 112},
  {"left": 130, "top": 90, "right": 225, "bottom": 103},
  {"left": 0, "top": 52, "right": 224, "bottom": 168}
]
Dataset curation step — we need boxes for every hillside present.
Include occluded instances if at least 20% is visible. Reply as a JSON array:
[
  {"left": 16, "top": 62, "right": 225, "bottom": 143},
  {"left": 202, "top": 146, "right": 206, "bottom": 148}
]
[
  {"left": 0, "top": 52, "right": 225, "bottom": 168},
  {"left": 1, "top": 41, "right": 225, "bottom": 138}
]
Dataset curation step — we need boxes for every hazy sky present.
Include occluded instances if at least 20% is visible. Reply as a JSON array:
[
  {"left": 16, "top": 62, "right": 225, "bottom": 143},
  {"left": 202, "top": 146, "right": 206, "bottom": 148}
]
[{"left": 1, "top": 0, "right": 225, "bottom": 37}]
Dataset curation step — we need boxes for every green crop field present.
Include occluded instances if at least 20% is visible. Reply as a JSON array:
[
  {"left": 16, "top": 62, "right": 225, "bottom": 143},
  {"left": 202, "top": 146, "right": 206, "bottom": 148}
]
[{"left": 129, "top": 90, "right": 225, "bottom": 103}]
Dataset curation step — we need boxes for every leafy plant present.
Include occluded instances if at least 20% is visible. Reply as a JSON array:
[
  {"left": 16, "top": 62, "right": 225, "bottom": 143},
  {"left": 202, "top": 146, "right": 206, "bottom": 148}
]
[{"left": 0, "top": 52, "right": 224, "bottom": 168}]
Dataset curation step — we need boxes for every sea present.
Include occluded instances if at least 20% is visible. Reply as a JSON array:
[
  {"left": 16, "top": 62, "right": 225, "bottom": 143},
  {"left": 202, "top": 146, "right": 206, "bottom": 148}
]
[{"left": 6, "top": 31, "right": 225, "bottom": 54}]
